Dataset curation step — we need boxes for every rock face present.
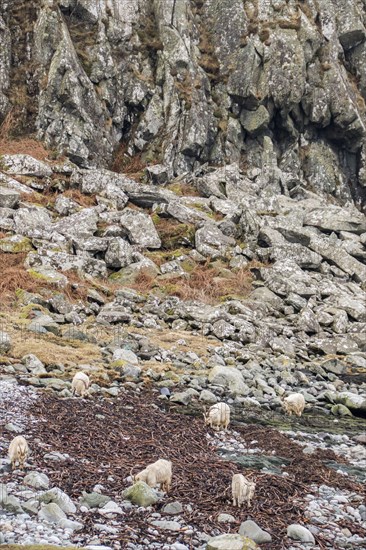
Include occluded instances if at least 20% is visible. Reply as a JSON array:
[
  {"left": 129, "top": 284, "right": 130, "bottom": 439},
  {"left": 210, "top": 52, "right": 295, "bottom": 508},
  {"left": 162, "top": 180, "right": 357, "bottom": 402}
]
[{"left": 0, "top": 0, "right": 366, "bottom": 209}]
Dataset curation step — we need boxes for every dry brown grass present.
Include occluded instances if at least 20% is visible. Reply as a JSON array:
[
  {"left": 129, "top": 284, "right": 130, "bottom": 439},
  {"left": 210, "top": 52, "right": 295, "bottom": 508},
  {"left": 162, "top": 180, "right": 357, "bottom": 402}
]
[
  {"left": 166, "top": 182, "right": 201, "bottom": 197},
  {"left": 111, "top": 143, "right": 149, "bottom": 178},
  {"left": 63, "top": 189, "right": 97, "bottom": 207},
  {"left": 168, "top": 263, "right": 254, "bottom": 303},
  {"left": 7, "top": 326, "right": 101, "bottom": 367},
  {"left": 0, "top": 253, "right": 49, "bottom": 303},
  {"left": 0, "top": 252, "right": 99, "bottom": 305},
  {"left": 19, "top": 189, "right": 57, "bottom": 208},
  {"left": 0, "top": 111, "right": 52, "bottom": 161},
  {"left": 128, "top": 261, "right": 257, "bottom": 304},
  {"left": 153, "top": 216, "right": 195, "bottom": 250}
]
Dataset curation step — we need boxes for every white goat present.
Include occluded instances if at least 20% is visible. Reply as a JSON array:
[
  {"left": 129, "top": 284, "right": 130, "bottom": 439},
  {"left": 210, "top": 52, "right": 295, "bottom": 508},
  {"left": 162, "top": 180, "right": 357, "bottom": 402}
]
[
  {"left": 8, "top": 436, "right": 29, "bottom": 470},
  {"left": 282, "top": 393, "right": 305, "bottom": 417},
  {"left": 134, "top": 459, "right": 172, "bottom": 492},
  {"left": 203, "top": 402, "right": 230, "bottom": 431},
  {"left": 71, "top": 372, "right": 90, "bottom": 397},
  {"left": 231, "top": 473, "right": 256, "bottom": 508}
]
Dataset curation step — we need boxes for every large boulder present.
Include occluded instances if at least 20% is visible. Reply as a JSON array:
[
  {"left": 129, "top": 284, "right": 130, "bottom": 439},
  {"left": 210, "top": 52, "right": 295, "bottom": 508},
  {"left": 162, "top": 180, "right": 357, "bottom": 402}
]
[
  {"left": 195, "top": 223, "right": 236, "bottom": 259},
  {"left": 208, "top": 365, "right": 248, "bottom": 395},
  {"left": 105, "top": 238, "right": 134, "bottom": 268},
  {"left": 123, "top": 481, "right": 159, "bottom": 507},
  {"left": 0, "top": 331, "right": 11, "bottom": 354},
  {"left": 38, "top": 502, "right": 66, "bottom": 524},
  {"left": 1, "top": 154, "right": 52, "bottom": 177},
  {"left": 119, "top": 208, "right": 161, "bottom": 249},
  {"left": 0, "top": 186, "right": 20, "bottom": 209},
  {"left": 38, "top": 487, "right": 76, "bottom": 514}
]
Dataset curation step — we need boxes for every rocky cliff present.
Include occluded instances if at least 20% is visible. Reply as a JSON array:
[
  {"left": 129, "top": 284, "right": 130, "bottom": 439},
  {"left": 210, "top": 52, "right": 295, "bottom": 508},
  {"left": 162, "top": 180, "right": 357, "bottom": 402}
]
[{"left": 1, "top": 0, "right": 366, "bottom": 210}]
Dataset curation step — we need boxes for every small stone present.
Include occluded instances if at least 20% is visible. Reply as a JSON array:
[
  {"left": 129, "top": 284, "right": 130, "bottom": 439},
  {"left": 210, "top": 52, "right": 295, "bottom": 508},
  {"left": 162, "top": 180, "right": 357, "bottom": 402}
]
[
  {"left": 99, "top": 501, "right": 124, "bottom": 515},
  {"left": 218, "top": 513, "right": 236, "bottom": 523},
  {"left": 58, "top": 518, "right": 84, "bottom": 531},
  {"left": 22, "top": 353, "right": 47, "bottom": 374},
  {"left": 38, "top": 502, "right": 66, "bottom": 524},
  {"left": 1, "top": 495, "right": 23, "bottom": 514},
  {"left": 162, "top": 501, "right": 183, "bottom": 515},
  {"left": 80, "top": 491, "right": 111, "bottom": 509},
  {"left": 44, "top": 451, "right": 70, "bottom": 462},
  {"left": 104, "top": 386, "right": 120, "bottom": 397},
  {"left": 24, "top": 472, "right": 50, "bottom": 489},
  {"left": 150, "top": 520, "right": 181, "bottom": 531},
  {"left": 170, "top": 389, "right": 197, "bottom": 405},
  {"left": 199, "top": 390, "right": 218, "bottom": 404},
  {"left": 287, "top": 524, "right": 315, "bottom": 544},
  {"left": 239, "top": 520, "right": 272, "bottom": 544},
  {"left": 22, "top": 498, "right": 39, "bottom": 515},
  {"left": 4, "top": 423, "right": 22, "bottom": 433}
]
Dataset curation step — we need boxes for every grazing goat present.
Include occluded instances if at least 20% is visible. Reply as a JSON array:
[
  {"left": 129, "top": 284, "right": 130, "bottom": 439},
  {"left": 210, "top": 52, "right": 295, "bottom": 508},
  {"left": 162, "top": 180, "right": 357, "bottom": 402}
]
[
  {"left": 203, "top": 402, "right": 230, "bottom": 431},
  {"left": 232, "top": 473, "right": 255, "bottom": 507},
  {"left": 134, "top": 459, "right": 172, "bottom": 492},
  {"left": 281, "top": 393, "right": 305, "bottom": 417},
  {"left": 8, "top": 436, "right": 29, "bottom": 470},
  {"left": 71, "top": 372, "right": 90, "bottom": 397}
]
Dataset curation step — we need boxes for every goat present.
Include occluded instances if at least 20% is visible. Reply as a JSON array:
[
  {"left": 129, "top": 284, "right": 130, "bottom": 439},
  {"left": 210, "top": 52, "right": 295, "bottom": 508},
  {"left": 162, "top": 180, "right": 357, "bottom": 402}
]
[
  {"left": 134, "top": 459, "right": 172, "bottom": 492},
  {"left": 231, "top": 473, "right": 255, "bottom": 507},
  {"left": 71, "top": 372, "right": 90, "bottom": 397},
  {"left": 8, "top": 436, "right": 29, "bottom": 470},
  {"left": 281, "top": 393, "right": 305, "bottom": 417},
  {"left": 203, "top": 402, "right": 230, "bottom": 431}
]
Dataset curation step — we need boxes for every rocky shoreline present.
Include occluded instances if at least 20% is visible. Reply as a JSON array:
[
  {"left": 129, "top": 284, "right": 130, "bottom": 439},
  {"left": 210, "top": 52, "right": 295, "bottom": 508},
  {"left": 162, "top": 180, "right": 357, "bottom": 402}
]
[{"left": 0, "top": 152, "right": 365, "bottom": 550}]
